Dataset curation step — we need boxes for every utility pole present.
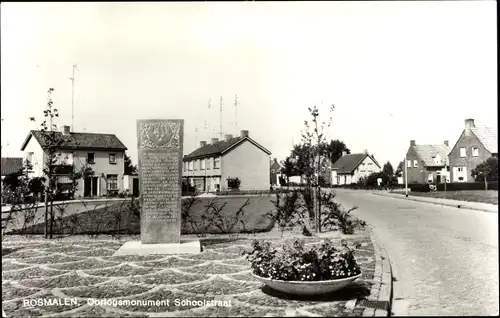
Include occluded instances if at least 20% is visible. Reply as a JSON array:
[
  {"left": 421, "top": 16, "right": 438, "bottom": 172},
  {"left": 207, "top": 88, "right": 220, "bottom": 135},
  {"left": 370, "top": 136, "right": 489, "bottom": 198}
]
[
  {"left": 219, "top": 96, "right": 223, "bottom": 139},
  {"left": 234, "top": 94, "right": 239, "bottom": 131},
  {"left": 404, "top": 156, "right": 408, "bottom": 197},
  {"left": 69, "top": 64, "right": 78, "bottom": 132}
]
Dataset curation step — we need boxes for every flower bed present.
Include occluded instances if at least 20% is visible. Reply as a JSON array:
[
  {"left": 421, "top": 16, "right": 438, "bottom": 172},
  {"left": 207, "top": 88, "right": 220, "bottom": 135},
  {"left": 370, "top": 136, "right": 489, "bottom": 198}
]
[{"left": 243, "top": 238, "right": 361, "bottom": 282}]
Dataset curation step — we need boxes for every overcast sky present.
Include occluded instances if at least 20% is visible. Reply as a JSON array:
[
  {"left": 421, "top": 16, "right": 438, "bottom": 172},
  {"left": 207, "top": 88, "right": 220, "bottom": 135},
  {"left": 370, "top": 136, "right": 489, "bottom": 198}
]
[{"left": 1, "top": 1, "right": 497, "bottom": 169}]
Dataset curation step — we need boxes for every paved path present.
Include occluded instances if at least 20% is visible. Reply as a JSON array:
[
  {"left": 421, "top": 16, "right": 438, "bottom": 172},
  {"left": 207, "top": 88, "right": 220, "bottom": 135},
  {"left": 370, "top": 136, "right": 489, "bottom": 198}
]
[
  {"left": 332, "top": 189, "right": 499, "bottom": 316},
  {"left": 373, "top": 191, "right": 497, "bottom": 213},
  {"left": 2, "top": 232, "right": 378, "bottom": 317}
]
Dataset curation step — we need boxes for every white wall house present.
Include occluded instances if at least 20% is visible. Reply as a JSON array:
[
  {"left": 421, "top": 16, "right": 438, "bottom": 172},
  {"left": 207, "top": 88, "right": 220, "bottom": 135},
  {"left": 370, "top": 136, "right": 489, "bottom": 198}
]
[
  {"left": 331, "top": 152, "right": 381, "bottom": 185},
  {"left": 20, "top": 125, "right": 128, "bottom": 197}
]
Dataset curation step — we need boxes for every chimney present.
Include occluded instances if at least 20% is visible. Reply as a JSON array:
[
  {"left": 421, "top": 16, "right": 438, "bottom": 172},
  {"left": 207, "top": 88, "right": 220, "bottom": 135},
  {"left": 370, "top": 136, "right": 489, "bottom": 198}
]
[
  {"left": 61, "top": 125, "right": 70, "bottom": 135},
  {"left": 410, "top": 140, "right": 416, "bottom": 146},
  {"left": 465, "top": 118, "right": 475, "bottom": 136},
  {"left": 363, "top": 149, "right": 368, "bottom": 154},
  {"left": 342, "top": 151, "right": 347, "bottom": 157},
  {"left": 240, "top": 130, "right": 249, "bottom": 138},
  {"left": 224, "top": 134, "right": 233, "bottom": 141},
  {"left": 200, "top": 141, "right": 207, "bottom": 147},
  {"left": 211, "top": 138, "right": 219, "bottom": 144},
  {"left": 444, "top": 140, "right": 449, "bottom": 147}
]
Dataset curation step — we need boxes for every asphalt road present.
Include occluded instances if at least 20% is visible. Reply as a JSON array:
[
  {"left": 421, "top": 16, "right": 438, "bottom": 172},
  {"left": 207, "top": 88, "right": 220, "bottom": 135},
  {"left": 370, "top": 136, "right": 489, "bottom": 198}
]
[{"left": 332, "top": 189, "right": 499, "bottom": 316}]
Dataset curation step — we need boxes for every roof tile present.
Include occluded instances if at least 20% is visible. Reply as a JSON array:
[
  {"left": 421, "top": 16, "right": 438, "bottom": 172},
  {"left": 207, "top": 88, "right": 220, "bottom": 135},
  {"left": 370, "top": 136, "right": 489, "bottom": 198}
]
[
  {"left": 1, "top": 157, "right": 23, "bottom": 176},
  {"left": 331, "top": 153, "right": 367, "bottom": 174},
  {"left": 471, "top": 125, "right": 498, "bottom": 154},
  {"left": 412, "top": 144, "right": 450, "bottom": 167},
  {"left": 28, "top": 130, "right": 127, "bottom": 151}
]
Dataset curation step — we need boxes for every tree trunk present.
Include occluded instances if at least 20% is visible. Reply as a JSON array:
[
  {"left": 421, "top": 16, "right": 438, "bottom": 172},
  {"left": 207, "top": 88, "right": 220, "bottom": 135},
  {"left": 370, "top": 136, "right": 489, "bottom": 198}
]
[
  {"left": 485, "top": 176, "right": 488, "bottom": 190},
  {"left": 49, "top": 200, "right": 54, "bottom": 239},
  {"left": 44, "top": 188, "right": 49, "bottom": 239}
]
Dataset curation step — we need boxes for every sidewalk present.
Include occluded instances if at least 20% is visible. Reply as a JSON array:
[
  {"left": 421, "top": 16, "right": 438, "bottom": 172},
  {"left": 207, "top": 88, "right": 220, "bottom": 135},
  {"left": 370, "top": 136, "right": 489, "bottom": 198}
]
[{"left": 373, "top": 191, "right": 498, "bottom": 213}]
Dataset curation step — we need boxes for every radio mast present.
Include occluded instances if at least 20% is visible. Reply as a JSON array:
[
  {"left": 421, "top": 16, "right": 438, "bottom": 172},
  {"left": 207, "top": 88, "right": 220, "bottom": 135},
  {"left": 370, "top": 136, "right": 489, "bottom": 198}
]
[{"left": 69, "top": 64, "right": 78, "bottom": 132}]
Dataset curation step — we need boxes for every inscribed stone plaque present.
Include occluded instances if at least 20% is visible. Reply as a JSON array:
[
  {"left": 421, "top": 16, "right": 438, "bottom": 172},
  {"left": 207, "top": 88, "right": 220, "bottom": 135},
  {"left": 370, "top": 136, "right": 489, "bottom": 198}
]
[{"left": 137, "top": 119, "right": 184, "bottom": 244}]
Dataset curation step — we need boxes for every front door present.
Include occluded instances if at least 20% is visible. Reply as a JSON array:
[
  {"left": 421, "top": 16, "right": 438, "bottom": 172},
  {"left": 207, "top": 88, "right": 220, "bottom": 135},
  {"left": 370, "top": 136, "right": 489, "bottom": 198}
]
[
  {"left": 84, "top": 177, "right": 92, "bottom": 197},
  {"left": 91, "top": 177, "right": 98, "bottom": 196},
  {"left": 132, "top": 178, "right": 139, "bottom": 197}
]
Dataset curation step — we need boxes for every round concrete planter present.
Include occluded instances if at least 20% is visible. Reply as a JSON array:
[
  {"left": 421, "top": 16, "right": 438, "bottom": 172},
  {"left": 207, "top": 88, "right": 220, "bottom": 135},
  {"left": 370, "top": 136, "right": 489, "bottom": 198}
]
[{"left": 252, "top": 272, "right": 362, "bottom": 296}]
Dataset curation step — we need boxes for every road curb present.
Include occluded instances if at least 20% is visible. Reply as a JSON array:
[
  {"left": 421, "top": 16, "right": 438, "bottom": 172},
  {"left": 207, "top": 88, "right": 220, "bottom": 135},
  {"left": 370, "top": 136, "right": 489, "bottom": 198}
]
[
  {"left": 371, "top": 192, "right": 497, "bottom": 213},
  {"left": 357, "top": 228, "right": 393, "bottom": 317}
]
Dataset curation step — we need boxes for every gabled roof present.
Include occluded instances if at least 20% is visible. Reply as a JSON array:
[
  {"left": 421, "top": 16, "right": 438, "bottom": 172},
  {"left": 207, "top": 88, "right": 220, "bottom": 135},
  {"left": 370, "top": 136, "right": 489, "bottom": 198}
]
[
  {"left": 270, "top": 160, "right": 281, "bottom": 171},
  {"left": 411, "top": 144, "right": 450, "bottom": 167},
  {"left": 471, "top": 125, "right": 497, "bottom": 154},
  {"left": 20, "top": 130, "right": 127, "bottom": 151},
  {"left": 1, "top": 157, "right": 23, "bottom": 176},
  {"left": 331, "top": 153, "right": 380, "bottom": 174},
  {"left": 184, "top": 136, "right": 271, "bottom": 161}
]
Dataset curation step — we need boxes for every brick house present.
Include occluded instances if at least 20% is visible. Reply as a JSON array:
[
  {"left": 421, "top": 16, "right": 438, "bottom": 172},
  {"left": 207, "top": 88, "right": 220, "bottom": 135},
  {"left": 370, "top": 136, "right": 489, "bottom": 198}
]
[
  {"left": 403, "top": 140, "right": 451, "bottom": 184},
  {"left": 182, "top": 130, "right": 271, "bottom": 192},
  {"left": 20, "top": 125, "right": 128, "bottom": 197},
  {"left": 270, "top": 158, "right": 282, "bottom": 186},
  {"left": 448, "top": 118, "right": 498, "bottom": 182},
  {"left": 331, "top": 151, "right": 381, "bottom": 185}
]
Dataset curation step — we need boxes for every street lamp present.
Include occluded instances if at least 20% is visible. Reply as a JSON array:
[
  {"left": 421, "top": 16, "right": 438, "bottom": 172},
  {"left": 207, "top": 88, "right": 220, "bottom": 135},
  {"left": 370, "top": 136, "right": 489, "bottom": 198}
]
[{"left": 404, "top": 155, "right": 408, "bottom": 197}]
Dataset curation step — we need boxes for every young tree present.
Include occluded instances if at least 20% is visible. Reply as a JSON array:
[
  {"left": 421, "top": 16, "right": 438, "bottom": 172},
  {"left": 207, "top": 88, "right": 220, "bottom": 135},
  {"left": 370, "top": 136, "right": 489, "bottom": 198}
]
[
  {"left": 300, "top": 103, "right": 334, "bottom": 233},
  {"left": 395, "top": 161, "right": 404, "bottom": 178},
  {"left": 320, "top": 139, "right": 350, "bottom": 165},
  {"left": 290, "top": 144, "right": 314, "bottom": 184},
  {"left": 382, "top": 161, "right": 394, "bottom": 177},
  {"left": 124, "top": 152, "right": 137, "bottom": 175},
  {"left": 280, "top": 157, "right": 297, "bottom": 185},
  {"left": 471, "top": 157, "right": 498, "bottom": 190},
  {"left": 30, "top": 88, "right": 94, "bottom": 238}
]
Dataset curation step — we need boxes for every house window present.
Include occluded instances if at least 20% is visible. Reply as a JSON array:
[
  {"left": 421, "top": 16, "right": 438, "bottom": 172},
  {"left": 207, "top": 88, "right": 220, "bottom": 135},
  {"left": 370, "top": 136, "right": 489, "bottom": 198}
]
[
  {"left": 472, "top": 147, "right": 479, "bottom": 157},
  {"left": 106, "top": 174, "right": 118, "bottom": 191},
  {"left": 26, "top": 152, "right": 34, "bottom": 163},
  {"left": 109, "top": 153, "right": 116, "bottom": 164},
  {"left": 413, "top": 160, "right": 418, "bottom": 168},
  {"left": 458, "top": 167, "right": 464, "bottom": 172},
  {"left": 201, "top": 159, "right": 206, "bottom": 170},
  {"left": 206, "top": 158, "right": 212, "bottom": 170},
  {"left": 87, "top": 153, "right": 95, "bottom": 164},
  {"left": 407, "top": 160, "right": 412, "bottom": 168},
  {"left": 214, "top": 157, "right": 220, "bottom": 169},
  {"left": 459, "top": 147, "right": 466, "bottom": 158}
]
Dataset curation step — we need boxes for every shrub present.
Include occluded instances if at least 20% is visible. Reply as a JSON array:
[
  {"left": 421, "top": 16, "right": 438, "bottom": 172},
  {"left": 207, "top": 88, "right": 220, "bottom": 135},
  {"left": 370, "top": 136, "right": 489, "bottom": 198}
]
[
  {"left": 267, "top": 190, "right": 301, "bottom": 236},
  {"left": 227, "top": 177, "right": 241, "bottom": 190},
  {"left": 319, "top": 190, "right": 365, "bottom": 235},
  {"left": 243, "top": 238, "right": 361, "bottom": 281},
  {"left": 436, "top": 182, "right": 498, "bottom": 191},
  {"left": 409, "top": 184, "right": 431, "bottom": 192}
]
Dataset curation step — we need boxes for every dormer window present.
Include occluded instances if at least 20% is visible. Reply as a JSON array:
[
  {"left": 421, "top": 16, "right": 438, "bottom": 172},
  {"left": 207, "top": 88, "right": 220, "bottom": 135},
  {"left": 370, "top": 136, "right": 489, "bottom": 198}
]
[{"left": 433, "top": 154, "right": 441, "bottom": 164}]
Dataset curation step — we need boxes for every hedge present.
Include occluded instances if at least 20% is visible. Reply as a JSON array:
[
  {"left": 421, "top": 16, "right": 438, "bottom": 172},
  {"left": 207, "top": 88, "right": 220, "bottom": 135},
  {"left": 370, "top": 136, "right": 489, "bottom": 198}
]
[{"left": 436, "top": 182, "right": 498, "bottom": 191}]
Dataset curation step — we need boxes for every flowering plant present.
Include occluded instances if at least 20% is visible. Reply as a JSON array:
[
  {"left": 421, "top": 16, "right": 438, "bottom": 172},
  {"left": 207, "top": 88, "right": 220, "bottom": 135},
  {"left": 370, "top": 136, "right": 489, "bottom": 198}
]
[{"left": 242, "top": 238, "right": 361, "bottom": 281}]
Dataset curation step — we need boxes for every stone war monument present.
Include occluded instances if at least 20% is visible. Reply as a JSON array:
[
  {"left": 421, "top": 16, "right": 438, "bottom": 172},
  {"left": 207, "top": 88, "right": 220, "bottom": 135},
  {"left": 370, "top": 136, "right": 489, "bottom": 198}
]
[{"left": 114, "top": 119, "right": 200, "bottom": 256}]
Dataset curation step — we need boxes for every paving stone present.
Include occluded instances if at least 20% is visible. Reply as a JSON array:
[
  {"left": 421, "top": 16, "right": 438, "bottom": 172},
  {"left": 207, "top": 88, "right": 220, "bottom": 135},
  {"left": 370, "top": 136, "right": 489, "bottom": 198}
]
[
  {"left": 61, "top": 279, "right": 152, "bottom": 299},
  {"left": 176, "top": 276, "right": 261, "bottom": 295},
  {"left": 19, "top": 272, "right": 109, "bottom": 289},
  {"left": 48, "top": 259, "right": 121, "bottom": 271},
  {"left": 2, "top": 266, "right": 66, "bottom": 280},
  {"left": 84, "top": 264, "right": 160, "bottom": 278},
  {"left": 179, "top": 262, "right": 247, "bottom": 275},
  {"left": 136, "top": 257, "right": 201, "bottom": 269},
  {"left": 2, "top": 281, "right": 41, "bottom": 300},
  {"left": 127, "top": 270, "right": 209, "bottom": 286}
]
